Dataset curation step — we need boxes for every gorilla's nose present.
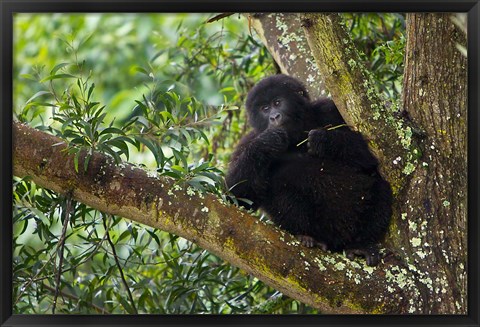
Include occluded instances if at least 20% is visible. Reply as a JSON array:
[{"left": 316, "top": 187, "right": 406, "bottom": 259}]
[{"left": 269, "top": 112, "right": 282, "bottom": 125}]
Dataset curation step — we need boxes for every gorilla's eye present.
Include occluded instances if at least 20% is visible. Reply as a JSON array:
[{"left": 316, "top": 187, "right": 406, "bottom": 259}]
[
  {"left": 273, "top": 99, "right": 281, "bottom": 107},
  {"left": 261, "top": 105, "right": 270, "bottom": 112}
]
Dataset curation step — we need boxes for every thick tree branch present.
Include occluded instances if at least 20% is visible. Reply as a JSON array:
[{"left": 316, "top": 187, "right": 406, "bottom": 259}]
[{"left": 14, "top": 121, "right": 426, "bottom": 314}]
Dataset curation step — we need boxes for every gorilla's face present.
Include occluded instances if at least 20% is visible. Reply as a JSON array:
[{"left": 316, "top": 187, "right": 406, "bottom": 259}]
[
  {"left": 245, "top": 74, "right": 310, "bottom": 132},
  {"left": 255, "top": 95, "right": 304, "bottom": 129}
]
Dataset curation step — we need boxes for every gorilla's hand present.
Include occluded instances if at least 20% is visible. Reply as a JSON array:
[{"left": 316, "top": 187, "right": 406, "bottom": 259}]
[
  {"left": 307, "top": 128, "right": 327, "bottom": 157},
  {"left": 255, "top": 128, "right": 289, "bottom": 155}
]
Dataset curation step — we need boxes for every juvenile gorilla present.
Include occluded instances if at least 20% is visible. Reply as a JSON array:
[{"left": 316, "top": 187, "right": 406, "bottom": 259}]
[{"left": 226, "top": 74, "right": 392, "bottom": 266}]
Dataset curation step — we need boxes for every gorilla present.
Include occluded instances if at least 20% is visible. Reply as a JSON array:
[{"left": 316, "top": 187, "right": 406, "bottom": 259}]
[{"left": 226, "top": 74, "right": 392, "bottom": 266}]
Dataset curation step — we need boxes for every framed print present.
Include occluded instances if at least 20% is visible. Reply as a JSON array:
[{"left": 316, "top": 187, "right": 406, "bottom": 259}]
[{"left": 1, "top": 1, "right": 479, "bottom": 326}]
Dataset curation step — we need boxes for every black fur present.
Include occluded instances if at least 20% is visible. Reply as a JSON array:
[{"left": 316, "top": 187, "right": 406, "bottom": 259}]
[{"left": 226, "top": 74, "right": 392, "bottom": 266}]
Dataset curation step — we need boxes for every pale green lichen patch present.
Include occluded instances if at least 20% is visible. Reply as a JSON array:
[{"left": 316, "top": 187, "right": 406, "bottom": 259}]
[
  {"left": 313, "top": 256, "right": 327, "bottom": 271},
  {"left": 349, "top": 260, "right": 362, "bottom": 270},
  {"left": 415, "top": 250, "right": 427, "bottom": 259},
  {"left": 363, "top": 266, "right": 374, "bottom": 274},
  {"left": 186, "top": 186, "right": 196, "bottom": 196},
  {"left": 347, "top": 58, "right": 357, "bottom": 69},
  {"left": 402, "top": 162, "right": 416, "bottom": 175},
  {"left": 408, "top": 220, "right": 417, "bottom": 231},
  {"left": 323, "top": 256, "right": 337, "bottom": 265},
  {"left": 173, "top": 184, "right": 182, "bottom": 191},
  {"left": 385, "top": 266, "right": 419, "bottom": 300},
  {"left": 334, "top": 262, "right": 346, "bottom": 270},
  {"left": 286, "top": 239, "right": 301, "bottom": 246},
  {"left": 411, "top": 237, "right": 422, "bottom": 247}
]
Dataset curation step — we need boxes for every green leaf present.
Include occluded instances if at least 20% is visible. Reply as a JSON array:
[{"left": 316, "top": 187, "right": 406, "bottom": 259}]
[
  {"left": 87, "top": 83, "right": 95, "bottom": 101},
  {"left": 198, "top": 130, "right": 210, "bottom": 145},
  {"left": 135, "top": 136, "right": 163, "bottom": 165},
  {"left": 106, "top": 138, "right": 129, "bottom": 160},
  {"left": 99, "top": 144, "right": 121, "bottom": 164},
  {"left": 30, "top": 207, "right": 51, "bottom": 226},
  {"left": 159, "top": 110, "right": 174, "bottom": 122},
  {"left": 20, "top": 73, "right": 37, "bottom": 81},
  {"left": 189, "top": 175, "right": 216, "bottom": 186},
  {"left": 84, "top": 150, "right": 92, "bottom": 172},
  {"left": 25, "top": 91, "right": 51, "bottom": 104},
  {"left": 70, "top": 137, "right": 86, "bottom": 145},
  {"left": 172, "top": 149, "right": 188, "bottom": 170},
  {"left": 132, "top": 66, "right": 150, "bottom": 76},
  {"left": 170, "top": 165, "right": 186, "bottom": 174},
  {"left": 99, "top": 127, "right": 125, "bottom": 136},
  {"left": 39, "top": 73, "right": 76, "bottom": 83},
  {"left": 50, "top": 62, "right": 71, "bottom": 74},
  {"left": 74, "top": 150, "right": 81, "bottom": 173}
]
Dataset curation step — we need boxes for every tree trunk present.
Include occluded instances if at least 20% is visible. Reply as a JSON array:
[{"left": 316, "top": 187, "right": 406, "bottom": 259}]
[
  {"left": 396, "top": 13, "right": 467, "bottom": 314},
  {"left": 248, "top": 13, "right": 326, "bottom": 98},
  {"left": 300, "top": 13, "right": 414, "bottom": 194}
]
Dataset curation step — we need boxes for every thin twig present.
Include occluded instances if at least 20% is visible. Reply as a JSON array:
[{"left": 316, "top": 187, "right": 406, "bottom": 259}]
[
  {"left": 27, "top": 230, "right": 109, "bottom": 284},
  {"left": 52, "top": 195, "right": 73, "bottom": 314},
  {"left": 102, "top": 214, "right": 138, "bottom": 314},
  {"left": 206, "top": 13, "right": 234, "bottom": 23},
  {"left": 43, "top": 283, "right": 110, "bottom": 314}
]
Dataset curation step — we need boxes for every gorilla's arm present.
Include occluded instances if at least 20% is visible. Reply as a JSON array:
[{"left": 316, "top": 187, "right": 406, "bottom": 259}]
[
  {"left": 226, "top": 128, "right": 288, "bottom": 210},
  {"left": 307, "top": 99, "right": 379, "bottom": 173},
  {"left": 307, "top": 127, "right": 379, "bottom": 173}
]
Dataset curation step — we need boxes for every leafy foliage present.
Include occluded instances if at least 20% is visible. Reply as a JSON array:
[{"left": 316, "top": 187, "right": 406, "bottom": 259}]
[{"left": 343, "top": 13, "right": 405, "bottom": 99}]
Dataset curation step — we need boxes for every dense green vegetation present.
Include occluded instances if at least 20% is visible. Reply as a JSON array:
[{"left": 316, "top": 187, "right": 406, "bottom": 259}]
[{"left": 13, "top": 13, "right": 405, "bottom": 314}]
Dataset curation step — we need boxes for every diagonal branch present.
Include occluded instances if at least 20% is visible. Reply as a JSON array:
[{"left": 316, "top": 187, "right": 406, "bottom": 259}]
[
  {"left": 300, "top": 13, "right": 418, "bottom": 194},
  {"left": 13, "top": 120, "right": 424, "bottom": 314},
  {"left": 247, "top": 13, "right": 326, "bottom": 98}
]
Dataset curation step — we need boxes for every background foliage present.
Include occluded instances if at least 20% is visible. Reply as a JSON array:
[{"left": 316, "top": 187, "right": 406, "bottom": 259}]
[{"left": 13, "top": 13, "right": 405, "bottom": 314}]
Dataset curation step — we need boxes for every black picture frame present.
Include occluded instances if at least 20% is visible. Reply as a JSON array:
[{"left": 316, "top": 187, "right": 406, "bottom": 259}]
[{"left": 1, "top": 1, "right": 479, "bottom": 326}]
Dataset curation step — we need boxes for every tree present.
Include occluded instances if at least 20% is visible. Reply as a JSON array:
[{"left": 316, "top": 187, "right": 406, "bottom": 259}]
[{"left": 11, "top": 12, "right": 467, "bottom": 314}]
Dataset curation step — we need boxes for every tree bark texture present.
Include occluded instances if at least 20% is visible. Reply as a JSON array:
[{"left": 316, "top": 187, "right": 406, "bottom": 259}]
[
  {"left": 14, "top": 120, "right": 429, "bottom": 314},
  {"left": 248, "top": 13, "right": 326, "bottom": 98},
  {"left": 397, "top": 13, "right": 468, "bottom": 314},
  {"left": 301, "top": 13, "right": 416, "bottom": 195}
]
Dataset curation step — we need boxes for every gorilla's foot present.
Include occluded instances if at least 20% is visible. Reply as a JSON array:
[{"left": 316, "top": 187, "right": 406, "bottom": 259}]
[
  {"left": 296, "top": 235, "right": 328, "bottom": 251},
  {"left": 346, "top": 245, "right": 380, "bottom": 266}
]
